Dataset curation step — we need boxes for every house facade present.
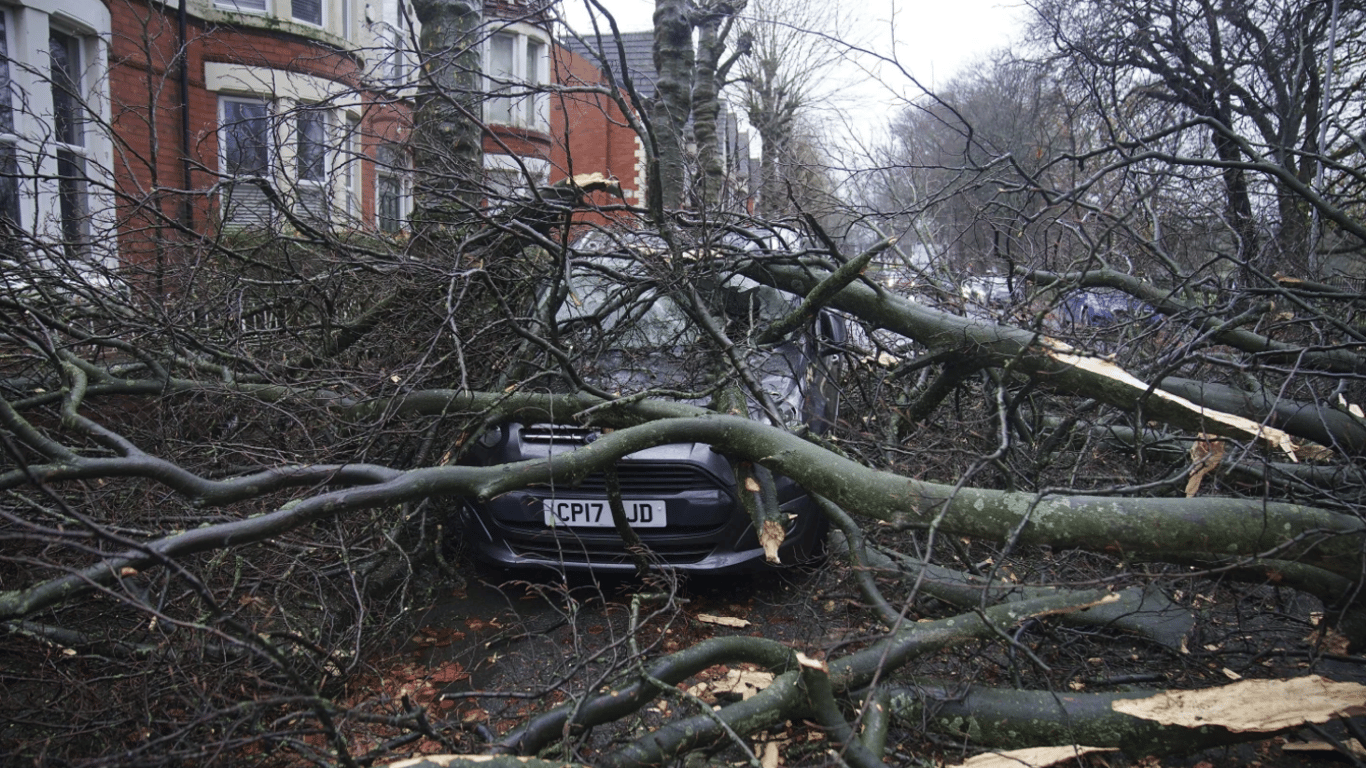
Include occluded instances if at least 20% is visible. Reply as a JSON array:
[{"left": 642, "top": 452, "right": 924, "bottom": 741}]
[
  {"left": 0, "top": 0, "right": 652, "bottom": 271},
  {"left": 106, "top": 0, "right": 417, "bottom": 265}
]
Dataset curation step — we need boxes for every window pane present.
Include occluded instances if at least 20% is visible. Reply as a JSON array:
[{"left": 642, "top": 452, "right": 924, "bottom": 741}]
[
  {"left": 487, "top": 34, "right": 515, "bottom": 124},
  {"left": 526, "top": 40, "right": 543, "bottom": 86},
  {"left": 223, "top": 100, "right": 270, "bottom": 177},
  {"left": 344, "top": 119, "right": 360, "bottom": 216},
  {"left": 0, "top": 143, "right": 19, "bottom": 226},
  {"left": 524, "top": 40, "right": 543, "bottom": 125},
  {"left": 50, "top": 33, "right": 82, "bottom": 147},
  {"left": 57, "top": 147, "right": 86, "bottom": 250},
  {"left": 377, "top": 175, "right": 401, "bottom": 232},
  {"left": 0, "top": 14, "right": 13, "bottom": 134},
  {"left": 296, "top": 110, "right": 327, "bottom": 182},
  {"left": 376, "top": 142, "right": 406, "bottom": 232},
  {"left": 490, "top": 34, "right": 515, "bottom": 79},
  {"left": 293, "top": 0, "right": 322, "bottom": 26},
  {"left": 216, "top": 0, "right": 268, "bottom": 12},
  {"left": 387, "top": 29, "right": 405, "bottom": 82}
]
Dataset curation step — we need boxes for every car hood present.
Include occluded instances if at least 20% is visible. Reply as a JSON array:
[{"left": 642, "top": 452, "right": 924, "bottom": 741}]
[{"left": 576, "top": 343, "right": 808, "bottom": 425}]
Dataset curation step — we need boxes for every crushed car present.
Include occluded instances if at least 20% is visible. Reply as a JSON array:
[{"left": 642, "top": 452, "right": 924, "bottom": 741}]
[{"left": 459, "top": 231, "right": 842, "bottom": 573}]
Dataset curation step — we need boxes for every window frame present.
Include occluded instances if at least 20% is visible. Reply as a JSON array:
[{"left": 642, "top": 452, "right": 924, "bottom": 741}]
[
  {"left": 218, "top": 94, "right": 275, "bottom": 228},
  {"left": 483, "top": 26, "right": 548, "bottom": 131},
  {"left": 219, "top": 95, "right": 273, "bottom": 179},
  {"left": 342, "top": 114, "right": 361, "bottom": 221},
  {"left": 293, "top": 104, "right": 331, "bottom": 220},
  {"left": 0, "top": 8, "right": 20, "bottom": 229}
]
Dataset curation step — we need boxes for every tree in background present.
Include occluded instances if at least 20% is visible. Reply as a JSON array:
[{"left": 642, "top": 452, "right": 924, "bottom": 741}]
[
  {"left": 1031, "top": 0, "right": 1366, "bottom": 277},
  {"left": 735, "top": 0, "right": 848, "bottom": 216}
]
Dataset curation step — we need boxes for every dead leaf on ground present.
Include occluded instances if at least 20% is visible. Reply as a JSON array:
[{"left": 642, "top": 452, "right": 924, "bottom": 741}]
[
  {"left": 950, "top": 745, "right": 1116, "bottom": 767},
  {"left": 757, "top": 739, "right": 786, "bottom": 768},
  {"left": 1307, "top": 625, "right": 1352, "bottom": 655},
  {"left": 1185, "top": 434, "right": 1225, "bottom": 497},
  {"left": 1111, "top": 675, "right": 1366, "bottom": 732},
  {"left": 696, "top": 613, "right": 751, "bottom": 628},
  {"left": 429, "top": 662, "right": 468, "bottom": 683}
]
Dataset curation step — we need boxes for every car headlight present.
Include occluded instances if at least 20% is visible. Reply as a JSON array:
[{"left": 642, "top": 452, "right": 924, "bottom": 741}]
[{"left": 478, "top": 425, "right": 504, "bottom": 448}]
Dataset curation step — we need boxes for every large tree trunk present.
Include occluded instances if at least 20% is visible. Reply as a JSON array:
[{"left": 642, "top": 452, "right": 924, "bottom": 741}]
[
  {"left": 648, "top": 0, "right": 694, "bottom": 215},
  {"left": 411, "top": 0, "right": 484, "bottom": 230}
]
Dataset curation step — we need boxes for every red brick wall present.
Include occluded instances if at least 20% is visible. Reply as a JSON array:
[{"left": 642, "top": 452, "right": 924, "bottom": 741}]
[
  {"left": 549, "top": 44, "right": 645, "bottom": 221},
  {"left": 108, "top": 0, "right": 411, "bottom": 268}
]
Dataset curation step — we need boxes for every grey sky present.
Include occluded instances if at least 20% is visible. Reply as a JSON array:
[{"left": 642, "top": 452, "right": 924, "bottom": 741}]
[{"left": 556, "top": 0, "right": 1025, "bottom": 89}]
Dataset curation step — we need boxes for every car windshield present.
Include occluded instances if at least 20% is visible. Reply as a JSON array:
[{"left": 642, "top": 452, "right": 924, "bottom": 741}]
[{"left": 554, "top": 254, "right": 798, "bottom": 353}]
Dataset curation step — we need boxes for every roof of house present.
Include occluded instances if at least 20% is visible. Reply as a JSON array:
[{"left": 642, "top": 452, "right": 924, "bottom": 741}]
[{"left": 561, "top": 30, "right": 659, "bottom": 100}]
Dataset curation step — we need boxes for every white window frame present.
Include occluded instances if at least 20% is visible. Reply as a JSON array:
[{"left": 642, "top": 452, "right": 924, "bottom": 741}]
[
  {"left": 341, "top": 114, "right": 361, "bottom": 222},
  {"left": 0, "top": 0, "right": 114, "bottom": 268},
  {"left": 483, "top": 24, "right": 548, "bottom": 131},
  {"left": 219, "top": 95, "right": 274, "bottom": 178},
  {"left": 49, "top": 28, "right": 90, "bottom": 255},
  {"left": 0, "top": 8, "right": 22, "bottom": 230}
]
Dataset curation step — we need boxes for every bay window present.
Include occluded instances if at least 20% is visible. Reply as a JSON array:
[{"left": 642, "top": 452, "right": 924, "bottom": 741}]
[{"left": 0, "top": 4, "right": 113, "bottom": 265}]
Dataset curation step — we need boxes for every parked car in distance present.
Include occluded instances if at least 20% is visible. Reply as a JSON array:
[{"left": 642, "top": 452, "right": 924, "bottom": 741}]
[{"left": 459, "top": 241, "right": 841, "bottom": 574}]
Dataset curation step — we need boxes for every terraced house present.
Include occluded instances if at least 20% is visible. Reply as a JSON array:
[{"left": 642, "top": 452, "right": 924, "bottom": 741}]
[{"left": 0, "top": 0, "right": 648, "bottom": 273}]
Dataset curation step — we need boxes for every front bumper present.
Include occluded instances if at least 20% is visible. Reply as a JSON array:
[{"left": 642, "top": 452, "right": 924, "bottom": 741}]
[{"left": 461, "top": 468, "right": 827, "bottom": 574}]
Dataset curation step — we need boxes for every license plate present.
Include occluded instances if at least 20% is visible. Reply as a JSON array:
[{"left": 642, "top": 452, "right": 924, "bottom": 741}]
[{"left": 544, "top": 499, "right": 667, "bottom": 528}]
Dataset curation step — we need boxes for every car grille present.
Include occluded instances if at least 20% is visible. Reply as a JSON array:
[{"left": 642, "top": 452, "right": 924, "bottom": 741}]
[
  {"left": 520, "top": 425, "right": 596, "bottom": 444},
  {"left": 574, "top": 463, "right": 724, "bottom": 493},
  {"left": 508, "top": 538, "right": 714, "bottom": 566}
]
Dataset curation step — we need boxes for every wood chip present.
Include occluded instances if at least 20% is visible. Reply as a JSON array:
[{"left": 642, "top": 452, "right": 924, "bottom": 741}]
[
  {"left": 1111, "top": 675, "right": 1366, "bottom": 732},
  {"left": 952, "top": 745, "right": 1117, "bottom": 767},
  {"left": 696, "top": 613, "right": 750, "bottom": 628}
]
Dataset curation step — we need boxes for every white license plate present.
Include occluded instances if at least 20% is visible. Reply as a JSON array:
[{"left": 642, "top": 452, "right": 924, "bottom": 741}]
[{"left": 544, "top": 499, "right": 667, "bottom": 528}]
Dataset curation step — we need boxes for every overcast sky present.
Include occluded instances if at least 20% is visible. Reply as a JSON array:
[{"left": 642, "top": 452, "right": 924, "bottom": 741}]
[
  {"left": 554, "top": 0, "right": 1028, "bottom": 153},
  {"left": 556, "top": 0, "right": 1026, "bottom": 91}
]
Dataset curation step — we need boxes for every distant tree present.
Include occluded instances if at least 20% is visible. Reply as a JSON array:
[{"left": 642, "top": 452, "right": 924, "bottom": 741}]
[
  {"left": 736, "top": 0, "right": 847, "bottom": 215},
  {"left": 1030, "top": 0, "right": 1366, "bottom": 276}
]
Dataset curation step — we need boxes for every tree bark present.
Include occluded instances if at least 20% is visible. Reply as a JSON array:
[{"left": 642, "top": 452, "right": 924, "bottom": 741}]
[
  {"left": 649, "top": 0, "right": 695, "bottom": 215},
  {"left": 411, "top": 0, "right": 484, "bottom": 229}
]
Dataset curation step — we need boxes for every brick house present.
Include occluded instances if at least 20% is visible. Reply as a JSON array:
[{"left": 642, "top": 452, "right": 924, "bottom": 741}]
[{"left": 0, "top": 0, "right": 651, "bottom": 270}]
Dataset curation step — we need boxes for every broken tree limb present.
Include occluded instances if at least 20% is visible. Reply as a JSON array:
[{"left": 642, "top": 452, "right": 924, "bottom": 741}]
[
  {"left": 747, "top": 262, "right": 1366, "bottom": 453},
  {"left": 828, "top": 532, "right": 1195, "bottom": 651},
  {"left": 5, "top": 409, "right": 1364, "bottom": 622},
  {"left": 886, "top": 675, "right": 1366, "bottom": 757}
]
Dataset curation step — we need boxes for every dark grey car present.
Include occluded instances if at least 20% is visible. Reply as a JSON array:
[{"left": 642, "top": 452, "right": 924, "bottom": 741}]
[{"left": 459, "top": 243, "right": 841, "bottom": 573}]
